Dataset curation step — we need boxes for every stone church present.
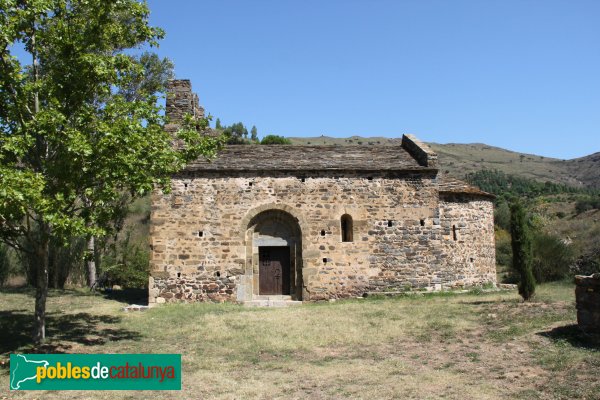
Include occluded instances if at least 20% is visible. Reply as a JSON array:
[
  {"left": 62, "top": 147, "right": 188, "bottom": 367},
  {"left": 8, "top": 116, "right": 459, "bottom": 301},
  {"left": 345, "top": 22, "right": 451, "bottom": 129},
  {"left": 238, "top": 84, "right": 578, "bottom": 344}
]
[{"left": 148, "top": 80, "right": 496, "bottom": 305}]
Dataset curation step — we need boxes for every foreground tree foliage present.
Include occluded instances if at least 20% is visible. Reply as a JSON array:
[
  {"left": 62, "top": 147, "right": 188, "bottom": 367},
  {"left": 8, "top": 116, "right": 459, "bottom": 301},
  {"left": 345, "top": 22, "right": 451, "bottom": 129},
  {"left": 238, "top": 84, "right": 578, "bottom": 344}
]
[
  {"left": 510, "top": 201, "right": 536, "bottom": 301},
  {"left": 0, "top": 0, "right": 223, "bottom": 343}
]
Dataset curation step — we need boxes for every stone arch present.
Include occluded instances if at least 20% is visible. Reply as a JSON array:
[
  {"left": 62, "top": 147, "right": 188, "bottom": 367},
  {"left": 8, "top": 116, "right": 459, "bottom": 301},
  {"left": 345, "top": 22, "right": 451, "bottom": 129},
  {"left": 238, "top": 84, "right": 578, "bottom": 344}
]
[
  {"left": 239, "top": 204, "right": 306, "bottom": 301},
  {"left": 239, "top": 203, "right": 308, "bottom": 241}
]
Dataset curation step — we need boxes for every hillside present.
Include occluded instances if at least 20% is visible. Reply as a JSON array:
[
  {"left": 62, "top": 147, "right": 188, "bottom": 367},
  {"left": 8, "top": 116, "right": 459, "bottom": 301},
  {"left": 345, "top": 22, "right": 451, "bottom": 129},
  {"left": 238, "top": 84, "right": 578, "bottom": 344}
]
[
  {"left": 429, "top": 143, "right": 600, "bottom": 189},
  {"left": 287, "top": 136, "right": 600, "bottom": 189}
]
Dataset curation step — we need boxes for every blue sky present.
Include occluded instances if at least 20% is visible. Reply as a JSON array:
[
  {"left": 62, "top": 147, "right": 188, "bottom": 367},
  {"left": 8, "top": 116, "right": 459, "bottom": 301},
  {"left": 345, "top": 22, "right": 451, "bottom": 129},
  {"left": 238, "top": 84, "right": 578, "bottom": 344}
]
[{"left": 147, "top": 1, "right": 599, "bottom": 159}]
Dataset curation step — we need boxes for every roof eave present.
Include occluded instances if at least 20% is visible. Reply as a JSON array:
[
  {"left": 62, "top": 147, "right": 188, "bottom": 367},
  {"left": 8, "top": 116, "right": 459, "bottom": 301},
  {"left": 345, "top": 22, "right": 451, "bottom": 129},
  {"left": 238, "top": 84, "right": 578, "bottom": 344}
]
[{"left": 439, "top": 190, "right": 496, "bottom": 199}]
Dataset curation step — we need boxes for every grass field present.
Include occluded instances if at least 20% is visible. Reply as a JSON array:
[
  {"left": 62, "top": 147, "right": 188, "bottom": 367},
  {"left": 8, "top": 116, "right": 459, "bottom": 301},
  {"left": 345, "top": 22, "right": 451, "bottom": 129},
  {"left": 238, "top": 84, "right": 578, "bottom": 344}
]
[{"left": 1, "top": 283, "right": 599, "bottom": 399}]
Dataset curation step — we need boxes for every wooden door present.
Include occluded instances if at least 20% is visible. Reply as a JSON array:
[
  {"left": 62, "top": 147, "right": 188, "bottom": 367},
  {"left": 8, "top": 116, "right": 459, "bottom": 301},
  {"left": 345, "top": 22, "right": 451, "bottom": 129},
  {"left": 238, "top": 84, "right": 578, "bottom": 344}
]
[{"left": 259, "top": 247, "right": 290, "bottom": 295}]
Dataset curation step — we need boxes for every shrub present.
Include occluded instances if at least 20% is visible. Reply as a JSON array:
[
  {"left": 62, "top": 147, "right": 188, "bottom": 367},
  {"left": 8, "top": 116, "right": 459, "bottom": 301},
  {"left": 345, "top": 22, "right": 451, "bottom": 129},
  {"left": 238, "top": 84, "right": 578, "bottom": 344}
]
[
  {"left": 575, "top": 196, "right": 600, "bottom": 214},
  {"left": 571, "top": 250, "right": 600, "bottom": 276},
  {"left": 494, "top": 201, "right": 511, "bottom": 231},
  {"left": 260, "top": 135, "right": 291, "bottom": 145},
  {"left": 100, "top": 230, "right": 150, "bottom": 288},
  {"left": 495, "top": 229, "right": 513, "bottom": 268},
  {"left": 531, "top": 233, "right": 575, "bottom": 282}
]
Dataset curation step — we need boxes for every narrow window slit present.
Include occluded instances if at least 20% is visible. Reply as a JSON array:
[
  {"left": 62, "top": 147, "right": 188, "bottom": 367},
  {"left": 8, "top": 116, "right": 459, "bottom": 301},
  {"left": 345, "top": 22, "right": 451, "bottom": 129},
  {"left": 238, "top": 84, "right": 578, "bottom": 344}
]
[
  {"left": 387, "top": 220, "right": 393, "bottom": 227},
  {"left": 452, "top": 225, "right": 458, "bottom": 241},
  {"left": 341, "top": 214, "right": 353, "bottom": 242}
]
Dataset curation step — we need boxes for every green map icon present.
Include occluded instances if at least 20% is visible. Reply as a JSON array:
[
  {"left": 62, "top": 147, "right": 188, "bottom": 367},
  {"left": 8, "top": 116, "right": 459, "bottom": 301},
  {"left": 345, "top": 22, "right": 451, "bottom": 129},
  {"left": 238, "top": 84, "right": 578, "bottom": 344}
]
[
  {"left": 10, "top": 354, "right": 49, "bottom": 390},
  {"left": 9, "top": 353, "right": 181, "bottom": 390}
]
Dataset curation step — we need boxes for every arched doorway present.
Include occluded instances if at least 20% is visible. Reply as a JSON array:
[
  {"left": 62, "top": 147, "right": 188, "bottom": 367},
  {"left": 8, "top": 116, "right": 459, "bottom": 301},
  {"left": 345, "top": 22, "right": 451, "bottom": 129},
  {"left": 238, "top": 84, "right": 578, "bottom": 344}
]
[{"left": 246, "top": 209, "right": 303, "bottom": 300}]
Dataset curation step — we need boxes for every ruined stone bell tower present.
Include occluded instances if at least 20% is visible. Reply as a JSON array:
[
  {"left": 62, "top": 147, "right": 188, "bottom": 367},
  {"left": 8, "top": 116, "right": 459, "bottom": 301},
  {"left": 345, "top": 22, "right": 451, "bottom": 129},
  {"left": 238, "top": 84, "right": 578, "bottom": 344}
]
[{"left": 164, "top": 79, "right": 205, "bottom": 134}]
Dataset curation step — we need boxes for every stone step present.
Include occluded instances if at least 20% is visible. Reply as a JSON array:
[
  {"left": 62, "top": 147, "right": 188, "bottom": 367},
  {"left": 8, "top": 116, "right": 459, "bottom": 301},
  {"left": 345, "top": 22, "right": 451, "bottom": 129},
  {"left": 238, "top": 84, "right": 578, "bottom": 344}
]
[
  {"left": 243, "top": 300, "right": 303, "bottom": 308},
  {"left": 253, "top": 295, "right": 292, "bottom": 301}
]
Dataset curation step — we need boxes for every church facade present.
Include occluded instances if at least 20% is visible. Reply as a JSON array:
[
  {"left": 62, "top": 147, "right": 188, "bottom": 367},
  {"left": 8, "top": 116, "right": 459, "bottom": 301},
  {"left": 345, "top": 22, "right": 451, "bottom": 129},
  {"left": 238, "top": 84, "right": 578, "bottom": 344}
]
[{"left": 148, "top": 80, "right": 496, "bottom": 304}]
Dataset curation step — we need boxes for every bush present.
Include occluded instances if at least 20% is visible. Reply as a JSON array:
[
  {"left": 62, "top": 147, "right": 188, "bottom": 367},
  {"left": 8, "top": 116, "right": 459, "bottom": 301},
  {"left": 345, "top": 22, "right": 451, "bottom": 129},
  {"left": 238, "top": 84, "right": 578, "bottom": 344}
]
[
  {"left": 571, "top": 250, "right": 600, "bottom": 276},
  {"left": 495, "top": 229, "right": 513, "bottom": 268},
  {"left": 260, "top": 135, "right": 291, "bottom": 145},
  {"left": 575, "top": 196, "right": 600, "bottom": 214},
  {"left": 531, "top": 233, "right": 575, "bottom": 282},
  {"left": 100, "top": 230, "right": 150, "bottom": 288},
  {"left": 494, "top": 201, "right": 511, "bottom": 231}
]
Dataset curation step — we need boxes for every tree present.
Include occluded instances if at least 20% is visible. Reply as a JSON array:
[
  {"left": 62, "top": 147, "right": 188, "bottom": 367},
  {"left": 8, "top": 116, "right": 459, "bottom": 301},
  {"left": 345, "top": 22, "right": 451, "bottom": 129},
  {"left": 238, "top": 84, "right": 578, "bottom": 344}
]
[
  {"left": 223, "top": 122, "right": 249, "bottom": 144},
  {"left": 510, "top": 201, "right": 536, "bottom": 301},
  {"left": 250, "top": 125, "right": 258, "bottom": 142},
  {"left": 215, "top": 118, "right": 222, "bottom": 130},
  {"left": 82, "top": 52, "right": 175, "bottom": 288},
  {"left": 0, "top": 0, "right": 223, "bottom": 343},
  {"left": 494, "top": 200, "right": 511, "bottom": 231},
  {"left": 260, "top": 135, "right": 292, "bottom": 145},
  {"left": 119, "top": 52, "right": 174, "bottom": 102}
]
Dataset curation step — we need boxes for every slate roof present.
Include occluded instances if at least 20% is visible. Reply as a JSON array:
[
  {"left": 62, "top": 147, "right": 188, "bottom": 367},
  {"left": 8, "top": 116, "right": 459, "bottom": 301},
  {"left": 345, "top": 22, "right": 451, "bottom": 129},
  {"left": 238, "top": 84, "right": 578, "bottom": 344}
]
[
  {"left": 184, "top": 145, "right": 432, "bottom": 172},
  {"left": 438, "top": 177, "right": 495, "bottom": 198},
  {"left": 183, "top": 144, "right": 493, "bottom": 198}
]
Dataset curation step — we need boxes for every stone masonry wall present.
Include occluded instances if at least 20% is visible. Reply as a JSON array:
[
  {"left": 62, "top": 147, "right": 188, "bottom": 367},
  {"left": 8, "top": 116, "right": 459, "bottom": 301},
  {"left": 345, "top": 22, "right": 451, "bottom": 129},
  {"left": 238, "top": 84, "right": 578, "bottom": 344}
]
[
  {"left": 438, "top": 194, "right": 497, "bottom": 287},
  {"left": 365, "top": 193, "right": 495, "bottom": 293},
  {"left": 575, "top": 274, "right": 600, "bottom": 334},
  {"left": 164, "top": 80, "right": 204, "bottom": 135},
  {"left": 149, "top": 171, "right": 496, "bottom": 303}
]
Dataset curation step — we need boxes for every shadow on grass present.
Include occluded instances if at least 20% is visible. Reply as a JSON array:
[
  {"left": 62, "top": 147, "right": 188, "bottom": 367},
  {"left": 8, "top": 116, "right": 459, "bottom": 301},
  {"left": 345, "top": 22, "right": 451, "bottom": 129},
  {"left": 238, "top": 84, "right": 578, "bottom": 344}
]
[
  {"left": 538, "top": 324, "right": 600, "bottom": 350},
  {"left": 0, "top": 286, "right": 148, "bottom": 305},
  {"left": 0, "top": 286, "right": 35, "bottom": 295},
  {"left": 102, "top": 288, "right": 148, "bottom": 306},
  {"left": 460, "top": 299, "right": 504, "bottom": 305},
  {"left": 1, "top": 286, "right": 102, "bottom": 298},
  {"left": 0, "top": 309, "right": 142, "bottom": 356}
]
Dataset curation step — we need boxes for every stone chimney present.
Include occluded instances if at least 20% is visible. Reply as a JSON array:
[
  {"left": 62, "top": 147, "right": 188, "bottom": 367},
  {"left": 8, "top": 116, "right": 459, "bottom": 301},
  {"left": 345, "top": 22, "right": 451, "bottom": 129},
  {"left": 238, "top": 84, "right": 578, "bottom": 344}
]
[
  {"left": 401, "top": 134, "right": 438, "bottom": 168},
  {"left": 165, "top": 79, "right": 205, "bottom": 133}
]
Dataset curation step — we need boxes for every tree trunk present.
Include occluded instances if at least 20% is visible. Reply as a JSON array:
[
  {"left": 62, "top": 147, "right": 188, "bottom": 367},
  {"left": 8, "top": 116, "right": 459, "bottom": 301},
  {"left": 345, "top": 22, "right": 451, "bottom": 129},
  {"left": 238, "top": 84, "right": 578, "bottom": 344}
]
[
  {"left": 50, "top": 243, "right": 59, "bottom": 289},
  {"left": 33, "top": 235, "right": 49, "bottom": 344},
  {"left": 87, "top": 236, "right": 96, "bottom": 288}
]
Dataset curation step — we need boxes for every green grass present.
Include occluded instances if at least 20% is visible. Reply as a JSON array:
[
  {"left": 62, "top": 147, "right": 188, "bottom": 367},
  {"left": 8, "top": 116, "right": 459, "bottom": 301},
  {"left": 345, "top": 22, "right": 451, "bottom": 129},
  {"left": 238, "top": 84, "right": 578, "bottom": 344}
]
[{"left": 1, "top": 282, "right": 598, "bottom": 399}]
